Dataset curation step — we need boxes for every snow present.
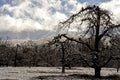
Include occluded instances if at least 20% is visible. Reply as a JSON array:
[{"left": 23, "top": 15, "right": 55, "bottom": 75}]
[{"left": 0, "top": 67, "right": 119, "bottom": 80}]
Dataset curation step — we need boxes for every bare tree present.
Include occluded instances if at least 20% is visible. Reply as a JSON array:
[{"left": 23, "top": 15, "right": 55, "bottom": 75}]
[
  {"left": 0, "top": 38, "right": 12, "bottom": 66},
  {"left": 110, "top": 35, "right": 120, "bottom": 72},
  {"left": 49, "top": 36, "right": 74, "bottom": 73},
  {"left": 57, "top": 5, "right": 120, "bottom": 77},
  {"left": 13, "top": 44, "right": 21, "bottom": 67}
]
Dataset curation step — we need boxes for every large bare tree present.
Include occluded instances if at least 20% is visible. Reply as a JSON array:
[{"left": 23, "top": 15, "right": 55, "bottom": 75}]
[{"left": 56, "top": 5, "right": 120, "bottom": 77}]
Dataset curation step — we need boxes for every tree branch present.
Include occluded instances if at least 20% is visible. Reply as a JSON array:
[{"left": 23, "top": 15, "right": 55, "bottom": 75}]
[
  {"left": 60, "top": 34, "right": 94, "bottom": 51},
  {"left": 101, "top": 56, "right": 113, "bottom": 67},
  {"left": 99, "top": 24, "right": 120, "bottom": 40},
  {"left": 68, "top": 53, "right": 92, "bottom": 67}
]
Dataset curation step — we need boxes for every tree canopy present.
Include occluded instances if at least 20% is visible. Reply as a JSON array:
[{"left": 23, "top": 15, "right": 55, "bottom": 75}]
[{"left": 55, "top": 5, "right": 120, "bottom": 77}]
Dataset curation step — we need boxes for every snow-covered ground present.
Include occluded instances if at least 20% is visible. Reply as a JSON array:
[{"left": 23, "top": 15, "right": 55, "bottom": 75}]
[{"left": 0, "top": 67, "right": 119, "bottom": 80}]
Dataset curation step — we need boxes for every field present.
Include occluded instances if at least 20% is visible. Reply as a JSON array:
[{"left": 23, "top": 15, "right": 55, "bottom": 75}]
[{"left": 0, "top": 67, "right": 119, "bottom": 80}]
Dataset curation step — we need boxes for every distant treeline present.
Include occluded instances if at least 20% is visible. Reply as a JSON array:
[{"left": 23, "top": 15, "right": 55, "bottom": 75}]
[{"left": 0, "top": 38, "right": 119, "bottom": 68}]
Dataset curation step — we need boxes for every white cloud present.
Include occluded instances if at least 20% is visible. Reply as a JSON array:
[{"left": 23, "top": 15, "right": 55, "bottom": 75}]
[
  {"left": 100, "top": 0, "right": 120, "bottom": 24},
  {"left": 0, "top": 15, "right": 42, "bottom": 32},
  {"left": 0, "top": 0, "right": 86, "bottom": 32},
  {"left": 1, "top": 0, "right": 119, "bottom": 33}
]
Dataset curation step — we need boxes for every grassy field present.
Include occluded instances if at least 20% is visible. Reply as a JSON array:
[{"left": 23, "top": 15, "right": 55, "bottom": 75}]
[{"left": 0, "top": 67, "right": 119, "bottom": 80}]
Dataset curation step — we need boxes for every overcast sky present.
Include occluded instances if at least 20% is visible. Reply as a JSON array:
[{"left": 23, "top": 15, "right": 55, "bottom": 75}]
[{"left": 0, "top": 0, "right": 120, "bottom": 33}]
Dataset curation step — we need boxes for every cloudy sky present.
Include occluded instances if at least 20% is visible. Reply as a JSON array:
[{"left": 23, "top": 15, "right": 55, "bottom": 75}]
[{"left": 0, "top": 0, "right": 120, "bottom": 39}]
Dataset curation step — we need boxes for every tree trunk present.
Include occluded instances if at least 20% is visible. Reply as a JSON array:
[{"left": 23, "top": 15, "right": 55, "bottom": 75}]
[
  {"left": 61, "top": 43, "right": 65, "bottom": 73},
  {"left": 62, "top": 65, "right": 65, "bottom": 73},
  {"left": 14, "top": 53, "right": 17, "bottom": 67},
  {"left": 94, "top": 67, "right": 101, "bottom": 78}
]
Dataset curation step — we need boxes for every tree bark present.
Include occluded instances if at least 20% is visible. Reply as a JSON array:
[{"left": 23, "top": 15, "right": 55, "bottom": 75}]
[
  {"left": 62, "top": 65, "right": 65, "bottom": 73},
  {"left": 14, "top": 48, "right": 18, "bottom": 67},
  {"left": 61, "top": 42, "right": 65, "bottom": 73},
  {"left": 94, "top": 7, "right": 101, "bottom": 78},
  {"left": 94, "top": 67, "right": 101, "bottom": 78}
]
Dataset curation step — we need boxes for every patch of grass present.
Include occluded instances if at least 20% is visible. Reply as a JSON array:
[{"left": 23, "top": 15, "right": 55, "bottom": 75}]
[
  {"left": 27, "top": 70, "right": 61, "bottom": 74},
  {"left": 32, "top": 75, "right": 64, "bottom": 80},
  {"left": 105, "top": 74, "right": 120, "bottom": 80},
  {"left": 69, "top": 74, "right": 120, "bottom": 80},
  {"left": 36, "top": 75, "right": 65, "bottom": 78},
  {"left": 33, "top": 74, "right": 120, "bottom": 80},
  {"left": 36, "top": 76, "right": 47, "bottom": 79},
  {"left": 69, "top": 74, "right": 94, "bottom": 79},
  {"left": 0, "top": 79, "right": 18, "bottom": 80}
]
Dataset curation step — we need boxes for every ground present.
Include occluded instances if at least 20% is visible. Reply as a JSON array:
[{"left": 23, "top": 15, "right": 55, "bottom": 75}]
[{"left": 0, "top": 67, "right": 119, "bottom": 80}]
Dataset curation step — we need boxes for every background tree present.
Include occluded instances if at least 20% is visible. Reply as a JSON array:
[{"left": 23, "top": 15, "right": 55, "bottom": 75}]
[
  {"left": 109, "top": 35, "right": 120, "bottom": 72},
  {"left": 49, "top": 36, "right": 75, "bottom": 73},
  {"left": 57, "top": 5, "right": 120, "bottom": 77},
  {"left": 0, "top": 38, "right": 12, "bottom": 66},
  {"left": 13, "top": 44, "right": 21, "bottom": 67}
]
